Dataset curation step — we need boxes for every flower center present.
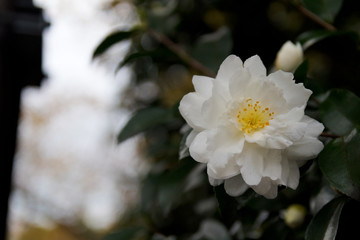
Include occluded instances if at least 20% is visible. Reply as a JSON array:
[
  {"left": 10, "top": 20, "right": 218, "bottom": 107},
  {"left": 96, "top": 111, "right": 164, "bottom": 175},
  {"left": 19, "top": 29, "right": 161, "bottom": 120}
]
[{"left": 236, "top": 98, "right": 274, "bottom": 134}]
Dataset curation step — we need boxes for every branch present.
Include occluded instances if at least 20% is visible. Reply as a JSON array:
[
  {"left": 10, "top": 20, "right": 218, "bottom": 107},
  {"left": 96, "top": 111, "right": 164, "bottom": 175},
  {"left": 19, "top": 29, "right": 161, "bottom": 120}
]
[
  {"left": 320, "top": 132, "right": 340, "bottom": 138},
  {"left": 147, "top": 29, "right": 216, "bottom": 78},
  {"left": 294, "top": 3, "right": 336, "bottom": 31}
]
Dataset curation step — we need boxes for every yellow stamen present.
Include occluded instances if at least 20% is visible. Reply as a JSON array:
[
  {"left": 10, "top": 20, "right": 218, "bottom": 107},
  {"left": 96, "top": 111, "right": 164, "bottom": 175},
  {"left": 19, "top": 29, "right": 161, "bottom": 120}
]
[{"left": 236, "top": 99, "right": 274, "bottom": 134}]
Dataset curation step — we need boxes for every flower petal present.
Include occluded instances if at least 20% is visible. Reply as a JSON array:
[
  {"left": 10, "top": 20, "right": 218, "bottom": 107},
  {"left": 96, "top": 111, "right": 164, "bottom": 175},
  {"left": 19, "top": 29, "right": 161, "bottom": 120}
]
[
  {"left": 301, "top": 115, "right": 324, "bottom": 137},
  {"left": 185, "top": 129, "right": 198, "bottom": 147},
  {"left": 228, "top": 69, "right": 251, "bottom": 100},
  {"left": 216, "top": 55, "right": 243, "bottom": 81},
  {"left": 262, "top": 149, "right": 282, "bottom": 181},
  {"left": 208, "top": 176, "right": 224, "bottom": 186},
  {"left": 267, "top": 70, "right": 312, "bottom": 108},
  {"left": 201, "top": 92, "right": 227, "bottom": 128},
  {"left": 179, "top": 92, "right": 207, "bottom": 131},
  {"left": 207, "top": 159, "right": 241, "bottom": 179},
  {"left": 239, "top": 144, "right": 264, "bottom": 185},
  {"left": 286, "top": 160, "right": 300, "bottom": 189},
  {"left": 269, "top": 121, "right": 307, "bottom": 143},
  {"left": 205, "top": 126, "right": 245, "bottom": 179},
  {"left": 193, "top": 75, "right": 213, "bottom": 98},
  {"left": 245, "top": 131, "right": 293, "bottom": 149},
  {"left": 287, "top": 137, "right": 324, "bottom": 162},
  {"left": 251, "top": 177, "right": 278, "bottom": 199},
  {"left": 276, "top": 106, "right": 305, "bottom": 123},
  {"left": 224, "top": 174, "right": 249, "bottom": 196},
  {"left": 244, "top": 55, "right": 267, "bottom": 78},
  {"left": 189, "top": 130, "right": 211, "bottom": 163},
  {"left": 207, "top": 125, "right": 245, "bottom": 155}
]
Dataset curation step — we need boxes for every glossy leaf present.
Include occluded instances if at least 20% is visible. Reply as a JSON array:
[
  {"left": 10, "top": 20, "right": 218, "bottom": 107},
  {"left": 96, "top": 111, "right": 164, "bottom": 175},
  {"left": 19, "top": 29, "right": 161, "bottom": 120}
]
[
  {"left": 301, "top": 0, "right": 343, "bottom": 23},
  {"left": 191, "top": 27, "right": 232, "bottom": 73},
  {"left": 141, "top": 159, "right": 197, "bottom": 216},
  {"left": 318, "top": 137, "right": 360, "bottom": 200},
  {"left": 117, "top": 48, "right": 175, "bottom": 70},
  {"left": 344, "top": 131, "right": 360, "bottom": 188},
  {"left": 103, "top": 227, "right": 145, "bottom": 240},
  {"left": 297, "top": 30, "right": 358, "bottom": 50},
  {"left": 319, "top": 89, "right": 360, "bottom": 136},
  {"left": 294, "top": 60, "right": 309, "bottom": 84},
  {"left": 93, "top": 29, "right": 140, "bottom": 58},
  {"left": 117, "top": 107, "right": 175, "bottom": 143},
  {"left": 214, "top": 185, "right": 239, "bottom": 226},
  {"left": 297, "top": 30, "right": 335, "bottom": 49},
  {"left": 305, "top": 196, "right": 348, "bottom": 240}
]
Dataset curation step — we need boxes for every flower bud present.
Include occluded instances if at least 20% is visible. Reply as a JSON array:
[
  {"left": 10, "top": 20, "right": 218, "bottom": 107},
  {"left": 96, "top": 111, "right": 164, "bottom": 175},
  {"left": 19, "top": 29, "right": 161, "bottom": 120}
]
[
  {"left": 275, "top": 41, "right": 303, "bottom": 72},
  {"left": 284, "top": 204, "right": 307, "bottom": 228}
]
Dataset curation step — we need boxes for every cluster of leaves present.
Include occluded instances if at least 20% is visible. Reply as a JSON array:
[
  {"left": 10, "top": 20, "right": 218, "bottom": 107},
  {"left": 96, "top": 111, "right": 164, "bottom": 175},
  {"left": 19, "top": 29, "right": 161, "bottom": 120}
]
[{"left": 94, "top": 0, "right": 360, "bottom": 239}]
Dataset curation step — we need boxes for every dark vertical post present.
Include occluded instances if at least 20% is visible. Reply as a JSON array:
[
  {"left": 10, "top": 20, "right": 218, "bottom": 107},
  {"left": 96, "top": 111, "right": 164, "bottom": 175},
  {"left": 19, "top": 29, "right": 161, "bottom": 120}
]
[{"left": 0, "top": 0, "right": 45, "bottom": 238}]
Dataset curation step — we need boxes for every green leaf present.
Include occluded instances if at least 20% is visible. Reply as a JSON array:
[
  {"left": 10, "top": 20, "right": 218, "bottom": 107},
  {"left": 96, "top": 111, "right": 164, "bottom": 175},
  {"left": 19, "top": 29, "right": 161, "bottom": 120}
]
[
  {"left": 191, "top": 27, "right": 232, "bottom": 73},
  {"left": 103, "top": 227, "right": 145, "bottom": 240},
  {"left": 214, "top": 185, "right": 239, "bottom": 226},
  {"left": 344, "top": 131, "right": 360, "bottom": 188},
  {"left": 297, "top": 30, "right": 359, "bottom": 50},
  {"left": 297, "top": 30, "right": 335, "bottom": 50},
  {"left": 119, "top": 51, "right": 154, "bottom": 68},
  {"left": 117, "top": 48, "right": 175, "bottom": 70},
  {"left": 117, "top": 107, "right": 175, "bottom": 143},
  {"left": 93, "top": 29, "right": 140, "bottom": 58},
  {"left": 319, "top": 89, "right": 360, "bottom": 136},
  {"left": 318, "top": 137, "right": 360, "bottom": 200},
  {"left": 294, "top": 60, "right": 309, "bottom": 84},
  {"left": 301, "top": 0, "right": 343, "bottom": 23},
  {"left": 305, "top": 196, "right": 348, "bottom": 240},
  {"left": 141, "top": 159, "right": 197, "bottom": 216}
]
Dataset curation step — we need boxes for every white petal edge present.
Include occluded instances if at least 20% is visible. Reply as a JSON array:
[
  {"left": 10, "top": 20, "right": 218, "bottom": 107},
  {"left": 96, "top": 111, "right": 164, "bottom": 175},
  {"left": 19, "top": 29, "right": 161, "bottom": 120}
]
[
  {"left": 244, "top": 55, "right": 267, "bottom": 78},
  {"left": 193, "top": 75, "right": 213, "bottom": 98},
  {"left": 224, "top": 174, "right": 249, "bottom": 196},
  {"left": 216, "top": 55, "right": 243, "bottom": 81},
  {"left": 189, "top": 130, "right": 211, "bottom": 163},
  {"left": 251, "top": 177, "right": 278, "bottom": 199},
  {"left": 179, "top": 92, "right": 208, "bottom": 131},
  {"left": 208, "top": 176, "right": 224, "bottom": 186},
  {"left": 301, "top": 115, "right": 325, "bottom": 137},
  {"left": 267, "top": 70, "right": 312, "bottom": 108},
  {"left": 239, "top": 144, "right": 264, "bottom": 185},
  {"left": 287, "top": 137, "right": 324, "bottom": 162}
]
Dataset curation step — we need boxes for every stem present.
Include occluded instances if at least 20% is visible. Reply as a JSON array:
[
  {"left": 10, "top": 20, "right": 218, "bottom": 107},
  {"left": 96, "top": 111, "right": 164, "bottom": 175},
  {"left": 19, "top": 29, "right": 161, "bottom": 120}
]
[
  {"left": 320, "top": 132, "right": 339, "bottom": 138},
  {"left": 294, "top": 2, "right": 336, "bottom": 31},
  {"left": 147, "top": 29, "right": 216, "bottom": 78}
]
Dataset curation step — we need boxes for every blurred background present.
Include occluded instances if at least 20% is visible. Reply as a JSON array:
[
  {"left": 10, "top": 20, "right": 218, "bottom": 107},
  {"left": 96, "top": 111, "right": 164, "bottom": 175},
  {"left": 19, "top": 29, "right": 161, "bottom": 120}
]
[
  {"left": 2, "top": 0, "right": 360, "bottom": 239},
  {"left": 2, "top": 0, "right": 147, "bottom": 239}
]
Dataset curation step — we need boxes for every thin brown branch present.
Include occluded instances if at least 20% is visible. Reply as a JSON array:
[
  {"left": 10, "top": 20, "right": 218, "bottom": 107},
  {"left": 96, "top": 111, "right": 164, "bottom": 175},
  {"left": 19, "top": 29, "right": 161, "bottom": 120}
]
[
  {"left": 295, "top": 4, "right": 336, "bottom": 31},
  {"left": 320, "top": 132, "right": 340, "bottom": 138},
  {"left": 147, "top": 29, "right": 216, "bottom": 78}
]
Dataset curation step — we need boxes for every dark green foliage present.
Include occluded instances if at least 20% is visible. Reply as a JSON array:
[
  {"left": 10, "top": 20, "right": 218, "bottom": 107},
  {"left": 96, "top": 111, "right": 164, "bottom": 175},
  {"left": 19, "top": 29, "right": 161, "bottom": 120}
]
[
  {"left": 93, "top": 0, "right": 360, "bottom": 239},
  {"left": 319, "top": 89, "right": 360, "bottom": 136},
  {"left": 301, "top": 0, "right": 343, "bottom": 23},
  {"left": 93, "top": 29, "right": 141, "bottom": 58},
  {"left": 305, "top": 196, "right": 348, "bottom": 240}
]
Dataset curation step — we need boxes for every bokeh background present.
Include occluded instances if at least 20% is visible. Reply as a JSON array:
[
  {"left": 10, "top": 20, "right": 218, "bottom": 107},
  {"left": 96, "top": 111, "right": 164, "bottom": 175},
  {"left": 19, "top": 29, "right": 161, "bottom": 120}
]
[{"left": 2, "top": 0, "right": 360, "bottom": 239}]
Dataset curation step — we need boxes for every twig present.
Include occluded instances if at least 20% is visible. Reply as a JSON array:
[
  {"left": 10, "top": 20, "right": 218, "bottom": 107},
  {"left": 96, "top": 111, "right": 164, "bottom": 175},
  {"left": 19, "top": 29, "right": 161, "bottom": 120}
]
[
  {"left": 147, "top": 29, "right": 216, "bottom": 78},
  {"left": 320, "top": 132, "right": 339, "bottom": 138},
  {"left": 294, "top": 3, "right": 336, "bottom": 31}
]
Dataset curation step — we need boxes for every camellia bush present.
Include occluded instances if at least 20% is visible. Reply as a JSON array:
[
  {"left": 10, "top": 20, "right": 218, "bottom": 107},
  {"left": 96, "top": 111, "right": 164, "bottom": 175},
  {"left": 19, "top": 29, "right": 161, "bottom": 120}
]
[{"left": 94, "top": 0, "right": 360, "bottom": 239}]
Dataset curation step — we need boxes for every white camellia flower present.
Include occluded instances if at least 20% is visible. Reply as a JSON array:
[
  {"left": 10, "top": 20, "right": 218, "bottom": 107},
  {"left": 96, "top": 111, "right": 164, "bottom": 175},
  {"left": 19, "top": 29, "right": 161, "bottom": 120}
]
[
  {"left": 179, "top": 55, "right": 324, "bottom": 199},
  {"left": 275, "top": 41, "right": 303, "bottom": 72}
]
